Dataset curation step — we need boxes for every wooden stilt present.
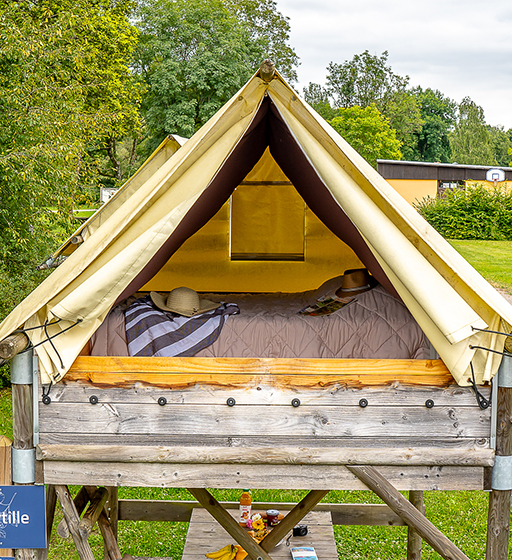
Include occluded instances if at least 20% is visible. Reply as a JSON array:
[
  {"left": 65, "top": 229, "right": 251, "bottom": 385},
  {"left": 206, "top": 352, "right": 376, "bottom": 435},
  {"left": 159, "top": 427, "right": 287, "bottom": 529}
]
[
  {"left": 57, "top": 485, "right": 90, "bottom": 539},
  {"left": 347, "top": 465, "right": 470, "bottom": 560},
  {"left": 486, "top": 354, "right": 512, "bottom": 560},
  {"left": 54, "top": 485, "right": 95, "bottom": 560},
  {"left": 79, "top": 486, "right": 109, "bottom": 539},
  {"left": 12, "top": 351, "right": 36, "bottom": 560},
  {"left": 104, "top": 487, "right": 119, "bottom": 560},
  {"left": 39, "top": 485, "right": 58, "bottom": 560},
  {"left": 407, "top": 490, "right": 423, "bottom": 560}
]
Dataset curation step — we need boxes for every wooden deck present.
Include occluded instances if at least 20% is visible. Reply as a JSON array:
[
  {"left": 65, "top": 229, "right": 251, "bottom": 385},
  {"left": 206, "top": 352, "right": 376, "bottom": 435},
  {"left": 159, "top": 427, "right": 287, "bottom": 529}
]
[{"left": 182, "top": 509, "right": 338, "bottom": 560}]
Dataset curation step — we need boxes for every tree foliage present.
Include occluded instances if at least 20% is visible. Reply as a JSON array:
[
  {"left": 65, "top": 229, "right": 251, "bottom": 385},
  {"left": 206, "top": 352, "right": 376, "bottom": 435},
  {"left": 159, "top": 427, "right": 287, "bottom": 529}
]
[
  {"left": 325, "top": 50, "right": 408, "bottom": 109},
  {"left": 135, "top": 0, "right": 298, "bottom": 147},
  {"left": 329, "top": 105, "right": 402, "bottom": 168},
  {"left": 409, "top": 87, "right": 456, "bottom": 163},
  {"left": 305, "top": 51, "right": 422, "bottom": 160},
  {"left": 449, "top": 97, "right": 495, "bottom": 165},
  {"left": 0, "top": 0, "right": 142, "bottom": 272}
]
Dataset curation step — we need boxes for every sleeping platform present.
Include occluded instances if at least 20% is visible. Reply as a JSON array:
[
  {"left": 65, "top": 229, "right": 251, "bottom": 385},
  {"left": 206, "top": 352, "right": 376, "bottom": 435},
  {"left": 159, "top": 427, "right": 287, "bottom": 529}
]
[{"left": 1, "top": 61, "right": 512, "bottom": 560}]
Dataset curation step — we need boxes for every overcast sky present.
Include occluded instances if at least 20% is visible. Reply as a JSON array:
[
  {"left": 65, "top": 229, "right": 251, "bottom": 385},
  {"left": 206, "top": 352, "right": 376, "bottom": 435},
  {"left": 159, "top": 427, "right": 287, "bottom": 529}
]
[{"left": 276, "top": 0, "right": 512, "bottom": 129}]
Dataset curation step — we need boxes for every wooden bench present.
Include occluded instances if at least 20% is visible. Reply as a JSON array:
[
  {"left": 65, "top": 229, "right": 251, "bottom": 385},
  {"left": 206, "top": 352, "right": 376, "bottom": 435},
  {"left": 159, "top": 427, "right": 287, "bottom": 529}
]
[{"left": 182, "top": 509, "right": 338, "bottom": 560}]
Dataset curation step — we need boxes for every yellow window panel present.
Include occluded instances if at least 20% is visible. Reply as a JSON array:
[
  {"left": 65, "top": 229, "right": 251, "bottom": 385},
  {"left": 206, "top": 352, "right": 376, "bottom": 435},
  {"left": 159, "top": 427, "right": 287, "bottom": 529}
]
[{"left": 230, "top": 184, "right": 305, "bottom": 261}]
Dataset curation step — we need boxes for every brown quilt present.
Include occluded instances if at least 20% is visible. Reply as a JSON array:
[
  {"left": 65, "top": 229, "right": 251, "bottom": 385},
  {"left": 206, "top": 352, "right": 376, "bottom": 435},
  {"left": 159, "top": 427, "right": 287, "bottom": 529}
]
[
  {"left": 91, "top": 283, "right": 431, "bottom": 360},
  {"left": 195, "top": 285, "right": 430, "bottom": 360}
]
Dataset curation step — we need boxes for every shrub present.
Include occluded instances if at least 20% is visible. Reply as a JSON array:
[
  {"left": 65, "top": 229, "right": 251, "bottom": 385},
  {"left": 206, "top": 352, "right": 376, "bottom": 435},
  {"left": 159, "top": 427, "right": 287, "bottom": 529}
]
[{"left": 414, "top": 184, "right": 512, "bottom": 240}]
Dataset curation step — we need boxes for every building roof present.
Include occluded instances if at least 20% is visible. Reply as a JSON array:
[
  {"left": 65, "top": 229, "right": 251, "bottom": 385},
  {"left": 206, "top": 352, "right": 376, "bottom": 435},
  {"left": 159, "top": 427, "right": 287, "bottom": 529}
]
[{"left": 377, "top": 159, "right": 512, "bottom": 181}]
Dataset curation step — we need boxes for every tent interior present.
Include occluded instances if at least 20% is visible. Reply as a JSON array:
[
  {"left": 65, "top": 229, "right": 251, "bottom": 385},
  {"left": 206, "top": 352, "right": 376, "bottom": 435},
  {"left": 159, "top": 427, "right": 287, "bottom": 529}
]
[
  {"left": 81, "top": 96, "right": 434, "bottom": 366},
  {"left": 112, "top": 96, "right": 398, "bottom": 299}
]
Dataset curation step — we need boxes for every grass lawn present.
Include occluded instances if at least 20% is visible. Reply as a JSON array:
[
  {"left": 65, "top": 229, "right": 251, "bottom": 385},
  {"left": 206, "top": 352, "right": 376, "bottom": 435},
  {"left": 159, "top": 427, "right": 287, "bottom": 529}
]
[
  {"left": 1, "top": 239, "right": 511, "bottom": 558},
  {"left": 449, "top": 239, "right": 512, "bottom": 293}
]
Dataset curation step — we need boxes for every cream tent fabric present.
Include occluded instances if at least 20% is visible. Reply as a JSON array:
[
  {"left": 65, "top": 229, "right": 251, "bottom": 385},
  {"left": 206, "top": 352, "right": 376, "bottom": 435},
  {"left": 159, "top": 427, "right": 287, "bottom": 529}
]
[
  {"left": 1, "top": 67, "right": 511, "bottom": 386},
  {"left": 52, "top": 134, "right": 187, "bottom": 259}
]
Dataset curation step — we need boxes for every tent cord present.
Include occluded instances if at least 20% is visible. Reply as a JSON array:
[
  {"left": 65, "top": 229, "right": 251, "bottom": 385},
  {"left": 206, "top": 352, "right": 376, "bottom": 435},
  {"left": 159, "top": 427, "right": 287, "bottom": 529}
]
[
  {"left": 471, "top": 326, "right": 512, "bottom": 338},
  {"left": 18, "top": 319, "right": 82, "bottom": 370},
  {"left": 469, "top": 345, "right": 509, "bottom": 357},
  {"left": 469, "top": 362, "right": 490, "bottom": 410},
  {"left": 12, "top": 319, "right": 63, "bottom": 333}
]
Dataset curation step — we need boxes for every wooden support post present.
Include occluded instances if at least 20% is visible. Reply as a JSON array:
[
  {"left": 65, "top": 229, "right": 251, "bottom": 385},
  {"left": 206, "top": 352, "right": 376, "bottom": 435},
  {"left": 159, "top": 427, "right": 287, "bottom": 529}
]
[
  {"left": 79, "top": 487, "right": 109, "bottom": 539},
  {"left": 11, "top": 351, "right": 36, "bottom": 560},
  {"left": 0, "top": 332, "right": 29, "bottom": 361},
  {"left": 39, "top": 485, "right": 58, "bottom": 560},
  {"left": 104, "top": 487, "right": 119, "bottom": 560},
  {"left": 260, "top": 490, "right": 329, "bottom": 552},
  {"left": 347, "top": 465, "right": 470, "bottom": 560},
  {"left": 187, "top": 488, "right": 273, "bottom": 560},
  {"left": 54, "top": 485, "right": 95, "bottom": 560},
  {"left": 486, "top": 353, "right": 512, "bottom": 560},
  {"left": 0, "top": 435, "right": 13, "bottom": 558},
  {"left": 57, "top": 485, "right": 90, "bottom": 539},
  {"left": 407, "top": 490, "right": 423, "bottom": 560},
  {"left": 97, "top": 508, "right": 133, "bottom": 560}
]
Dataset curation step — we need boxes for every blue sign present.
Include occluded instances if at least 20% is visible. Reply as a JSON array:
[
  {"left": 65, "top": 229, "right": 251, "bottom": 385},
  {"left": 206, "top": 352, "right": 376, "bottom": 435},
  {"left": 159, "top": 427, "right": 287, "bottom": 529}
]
[{"left": 0, "top": 486, "right": 46, "bottom": 549}]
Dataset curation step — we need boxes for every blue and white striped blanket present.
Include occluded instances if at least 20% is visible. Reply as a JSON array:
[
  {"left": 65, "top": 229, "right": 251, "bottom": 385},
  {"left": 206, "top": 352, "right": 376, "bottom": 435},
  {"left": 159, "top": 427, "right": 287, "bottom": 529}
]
[{"left": 125, "top": 296, "right": 239, "bottom": 357}]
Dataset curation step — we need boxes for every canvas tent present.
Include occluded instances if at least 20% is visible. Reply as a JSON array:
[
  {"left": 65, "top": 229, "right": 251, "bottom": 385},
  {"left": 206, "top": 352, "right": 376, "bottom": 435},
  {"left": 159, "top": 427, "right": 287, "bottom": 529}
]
[{"left": 1, "top": 64, "right": 512, "bottom": 386}]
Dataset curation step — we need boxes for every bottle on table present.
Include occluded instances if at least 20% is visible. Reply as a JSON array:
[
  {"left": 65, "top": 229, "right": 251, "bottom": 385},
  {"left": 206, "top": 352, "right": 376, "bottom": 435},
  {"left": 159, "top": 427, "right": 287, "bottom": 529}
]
[{"left": 239, "top": 489, "right": 252, "bottom": 526}]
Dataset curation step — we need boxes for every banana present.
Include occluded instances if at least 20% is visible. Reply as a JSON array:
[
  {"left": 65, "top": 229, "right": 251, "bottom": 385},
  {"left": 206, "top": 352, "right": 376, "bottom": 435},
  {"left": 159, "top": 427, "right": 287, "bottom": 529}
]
[{"left": 205, "top": 544, "right": 237, "bottom": 560}]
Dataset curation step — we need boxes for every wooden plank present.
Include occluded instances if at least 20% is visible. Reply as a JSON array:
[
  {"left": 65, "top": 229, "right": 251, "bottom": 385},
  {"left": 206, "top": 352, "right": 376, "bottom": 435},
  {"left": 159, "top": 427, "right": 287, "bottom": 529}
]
[
  {"left": 36, "top": 444, "right": 495, "bottom": 467},
  {"left": 67, "top": 356, "right": 453, "bottom": 386},
  {"left": 38, "top": 433, "right": 492, "bottom": 450},
  {"left": 182, "top": 509, "right": 337, "bottom": 560},
  {"left": 117, "top": 499, "right": 405, "bottom": 526},
  {"left": 347, "top": 465, "right": 470, "bottom": 560},
  {"left": 38, "top": 403, "right": 491, "bottom": 438},
  {"left": 41, "top": 461, "right": 486, "bottom": 491},
  {"left": 46, "top": 380, "right": 488, "bottom": 407}
]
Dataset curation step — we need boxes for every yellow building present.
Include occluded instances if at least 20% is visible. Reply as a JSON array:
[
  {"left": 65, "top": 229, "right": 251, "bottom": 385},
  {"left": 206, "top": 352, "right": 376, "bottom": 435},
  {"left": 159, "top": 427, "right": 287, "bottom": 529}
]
[{"left": 377, "top": 159, "right": 512, "bottom": 205}]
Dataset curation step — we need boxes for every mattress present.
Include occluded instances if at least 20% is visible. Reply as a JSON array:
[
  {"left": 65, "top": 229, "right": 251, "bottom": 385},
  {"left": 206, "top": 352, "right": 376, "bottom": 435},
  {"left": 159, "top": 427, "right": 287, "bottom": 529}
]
[
  {"left": 195, "top": 284, "right": 430, "bottom": 360},
  {"left": 90, "top": 282, "right": 430, "bottom": 360}
]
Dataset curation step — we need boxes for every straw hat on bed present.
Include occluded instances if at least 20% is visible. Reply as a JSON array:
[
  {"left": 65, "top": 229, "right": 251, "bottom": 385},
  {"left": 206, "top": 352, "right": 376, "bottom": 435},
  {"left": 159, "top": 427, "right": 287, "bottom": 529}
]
[
  {"left": 335, "top": 268, "right": 377, "bottom": 297},
  {"left": 150, "top": 287, "right": 220, "bottom": 317}
]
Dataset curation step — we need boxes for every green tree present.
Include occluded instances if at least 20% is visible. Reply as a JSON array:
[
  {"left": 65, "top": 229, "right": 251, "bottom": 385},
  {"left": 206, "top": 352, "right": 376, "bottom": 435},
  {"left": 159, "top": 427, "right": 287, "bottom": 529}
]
[
  {"left": 449, "top": 97, "right": 495, "bottom": 165},
  {"left": 329, "top": 105, "right": 402, "bottom": 168},
  {"left": 488, "top": 125, "right": 512, "bottom": 167},
  {"left": 323, "top": 51, "right": 422, "bottom": 156},
  {"left": 0, "top": 0, "right": 142, "bottom": 272},
  {"left": 302, "top": 83, "right": 337, "bottom": 121},
  {"left": 409, "top": 87, "right": 456, "bottom": 163},
  {"left": 135, "top": 0, "right": 298, "bottom": 147},
  {"left": 326, "top": 50, "right": 408, "bottom": 109},
  {"left": 224, "top": 0, "right": 299, "bottom": 82}
]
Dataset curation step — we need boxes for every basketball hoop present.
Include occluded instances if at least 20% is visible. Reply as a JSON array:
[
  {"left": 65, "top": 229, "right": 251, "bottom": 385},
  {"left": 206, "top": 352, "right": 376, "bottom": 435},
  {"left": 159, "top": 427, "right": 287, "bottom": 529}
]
[{"left": 486, "top": 168, "right": 505, "bottom": 187}]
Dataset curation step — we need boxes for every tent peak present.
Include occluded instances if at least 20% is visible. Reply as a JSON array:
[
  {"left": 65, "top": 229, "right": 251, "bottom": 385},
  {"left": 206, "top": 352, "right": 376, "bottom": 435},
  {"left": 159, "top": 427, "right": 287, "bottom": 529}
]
[{"left": 259, "top": 60, "right": 276, "bottom": 83}]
